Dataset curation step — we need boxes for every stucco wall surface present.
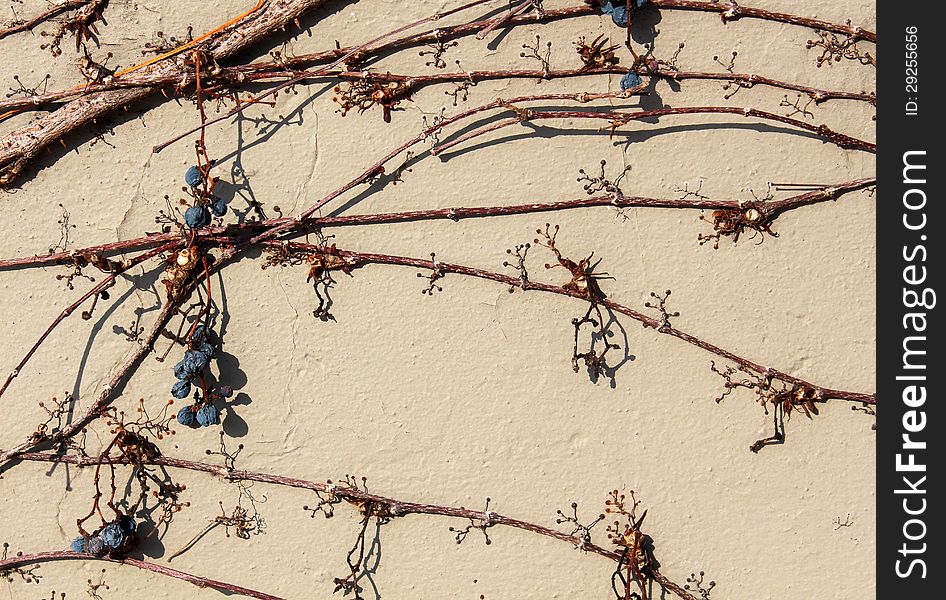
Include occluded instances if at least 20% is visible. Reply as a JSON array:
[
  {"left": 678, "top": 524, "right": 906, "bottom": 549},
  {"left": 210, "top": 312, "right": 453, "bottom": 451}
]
[{"left": 0, "top": 1, "right": 875, "bottom": 599}]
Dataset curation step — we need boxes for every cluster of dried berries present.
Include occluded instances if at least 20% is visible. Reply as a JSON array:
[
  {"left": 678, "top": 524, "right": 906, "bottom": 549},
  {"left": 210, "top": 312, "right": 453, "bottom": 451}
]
[
  {"left": 177, "top": 400, "right": 222, "bottom": 428},
  {"left": 170, "top": 325, "right": 231, "bottom": 428},
  {"left": 182, "top": 166, "right": 227, "bottom": 228},
  {"left": 70, "top": 514, "right": 137, "bottom": 556},
  {"left": 171, "top": 325, "right": 215, "bottom": 398}
]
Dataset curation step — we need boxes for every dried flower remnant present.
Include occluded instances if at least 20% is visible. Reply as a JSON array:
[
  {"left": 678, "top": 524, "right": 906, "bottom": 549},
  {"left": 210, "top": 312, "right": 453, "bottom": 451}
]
[
  {"left": 27, "top": 394, "right": 75, "bottom": 445},
  {"left": 87, "top": 569, "right": 109, "bottom": 599},
  {"left": 535, "top": 224, "right": 612, "bottom": 301},
  {"left": 644, "top": 290, "right": 679, "bottom": 332},
  {"left": 534, "top": 224, "right": 620, "bottom": 379},
  {"left": 807, "top": 28, "right": 876, "bottom": 67},
  {"left": 40, "top": 0, "right": 109, "bottom": 57},
  {"left": 141, "top": 28, "right": 194, "bottom": 55},
  {"left": 520, "top": 35, "right": 553, "bottom": 79},
  {"left": 168, "top": 486, "right": 264, "bottom": 561},
  {"left": 674, "top": 179, "right": 709, "bottom": 201},
  {"left": 450, "top": 497, "right": 495, "bottom": 545},
  {"left": 697, "top": 204, "right": 777, "bottom": 248},
  {"left": 333, "top": 77, "right": 413, "bottom": 123},
  {"left": 444, "top": 61, "right": 477, "bottom": 105},
  {"left": 418, "top": 253, "right": 446, "bottom": 295},
  {"left": 419, "top": 35, "right": 459, "bottom": 69},
  {"left": 605, "top": 489, "right": 654, "bottom": 600},
  {"left": 503, "top": 243, "right": 531, "bottom": 292},
  {"left": 575, "top": 35, "right": 620, "bottom": 70},
  {"left": 710, "top": 362, "right": 826, "bottom": 452},
  {"left": 161, "top": 245, "right": 203, "bottom": 302},
  {"left": 78, "top": 49, "right": 117, "bottom": 85},
  {"left": 328, "top": 476, "right": 396, "bottom": 599},
  {"left": 577, "top": 160, "right": 631, "bottom": 197},
  {"left": 5, "top": 74, "right": 51, "bottom": 100},
  {"left": 685, "top": 571, "right": 716, "bottom": 599},
  {"left": 556, "top": 502, "right": 606, "bottom": 549},
  {"left": 1, "top": 542, "right": 42, "bottom": 584},
  {"left": 262, "top": 241, "right": 359, "bottom": 319}
]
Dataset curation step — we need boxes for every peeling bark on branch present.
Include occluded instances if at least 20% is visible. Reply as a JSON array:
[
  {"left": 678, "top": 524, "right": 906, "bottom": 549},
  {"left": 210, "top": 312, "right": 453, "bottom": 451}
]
[{"left": 0, "top": 0, "right": 330, "bottom": 187}]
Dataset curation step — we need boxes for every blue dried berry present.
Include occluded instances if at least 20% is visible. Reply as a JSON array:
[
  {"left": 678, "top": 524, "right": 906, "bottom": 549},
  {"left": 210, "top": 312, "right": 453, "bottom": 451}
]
[
  {"left": 185, "top": 166, "right": 203, "bottom": 188},
  {"left": 118, "top": 515, "right": 137, "bottom": 535},
  {"left": 184, "top": 206, "right": 211, "bottom": 228},
  {"left": 217, "top": 385, "right": 234, "bottom": 398},
  {"left": 196, "top": 403, "right": 219, "bottom": 427},
  {"left": 70, "top": 536, "right": 87, "bottom": 553},
  {"left": 600, "top": 0, "right": 615, "bottom": 14},
  {"left": 190, "top": 324, "right": 208, "bottom": 343},
  {"left": 173, "top": 359, "right": 194, "bottom": 381},
  {"left": 620, "top": 70, "right": 643, "bottom": 90},
  {"left": 177, "top": 405, "right": 196, "bottom": 426},
  {"left": 194, "top": 341, "right": 215, "bottom": 361},
  {"left": 87, "top": 536, "right": 106, "bottom": 556},
  {"left": 183, "top": 349, "right": 210, "bottom": 373},
  {"left": 171, "top": 379, "right": 192, "bottom": 400},
  {"left": 100, "top": 523, "right": 124, "bottom": 549},
  {"left": 611, "top": 5, "right": 628, "bottom": 26},
  {"left": 210, "top": 197, "right": 227, "bottom": 217}
]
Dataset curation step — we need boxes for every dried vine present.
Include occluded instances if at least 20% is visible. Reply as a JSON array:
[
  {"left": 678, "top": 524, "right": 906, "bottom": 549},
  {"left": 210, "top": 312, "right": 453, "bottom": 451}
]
[{"left": 0, "top": 0, "right": 875, "bottom": 598}]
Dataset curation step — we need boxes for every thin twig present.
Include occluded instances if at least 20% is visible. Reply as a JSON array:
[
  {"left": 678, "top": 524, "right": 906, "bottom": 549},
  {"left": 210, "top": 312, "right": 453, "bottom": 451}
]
[
  {"left": 650, "top": 0, "right": 874, "bottom": 42},
  {"left": 0, "top": 282, "right": 185, "bottom": 467},
  {"left": 0, "top": 242, "right": 176, "bottom": 400},
  {"left": 431, "top": 105, "right": 875, "bottom": 155},
  {"left": 268, "top": 241, "right": 875, "bottom": 405},
  {"left": 1, "top": 65, "right": 875, "bottom": 114},
  {"left": 0, "top": 0, "right": 90, "bottom": 40},
  {"left": 0, "top": 178, "right": 874, "bottom": 271},
  {"left": 0, "top": 551, "right": 282, "bottom": 600},
  {"left": 0, "top": 0, "right": 333, "bottom": 187},
  {"left": 10, "top": 451, "right": 702, "bottom": 600},
  {"left": 149, "top": 0, "right": 497, "bottom": 154}
]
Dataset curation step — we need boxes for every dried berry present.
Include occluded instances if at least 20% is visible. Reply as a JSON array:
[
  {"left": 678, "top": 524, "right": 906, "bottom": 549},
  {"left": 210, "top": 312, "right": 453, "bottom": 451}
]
[
  {"left": 210, "top": 197, "right": 228, "bottom": 217},
  {"left": 70, "top": 536, "right": 87, "bottom": 553},
  {"left": 118, "top": 515, "right": 137, "bottom": 535},
  {"left": 190, "top": 324, "right": 208, "bottom": 343},
  {"left": 184, "top": 206, "right": 211, "bottom": 228},
  {"left": 604, "top": 0, "right": 647, "bottom": 26},
  {"left": 196, "top": 403, "right": 219, "bottom": 427},
  {"left": 621, "top": 70, "right": 643, "bottom": 90},
  {"left": 611, "top": 6, "right": 628, "bottom": 27},
  {"left": 217, "top": 385, "right": 234, "bottom": 398},
  {"left": 173, "top": 359, "right": 193, "bottom": 381},
  {"left": 184, "top": 165, "right": 203, "bottom": 188},
  {"left": 177, "top": 405, "right": 196, "bottom": 426},
  {"left": 171, "top": 379, "right": 192, "bottom": 399},
  {"left": 182, "top": 349, "right": 210, "bottom": 373},
  {"left": 194, "top": 341, "right": 215, "bottom": 361},
  {"left": 100, "top": 523, "right": 124, "bottom": 549},
  {"left": 87, "top": 536, "right": 106, "bottom": 556}
]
